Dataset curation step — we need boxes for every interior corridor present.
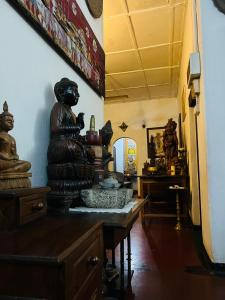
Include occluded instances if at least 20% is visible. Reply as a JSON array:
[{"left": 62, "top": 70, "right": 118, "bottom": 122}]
[{"left": 114, "top": 217, "right": 225, "bottom": 300}]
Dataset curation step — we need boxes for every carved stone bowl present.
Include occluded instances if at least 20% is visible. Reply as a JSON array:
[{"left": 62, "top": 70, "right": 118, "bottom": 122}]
[{"left": 80, "top": 188, "right": 133, "bottom": 209}]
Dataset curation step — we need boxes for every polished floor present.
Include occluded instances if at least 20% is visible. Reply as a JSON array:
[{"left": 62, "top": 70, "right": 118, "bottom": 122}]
[{"left": 119, "top": 217, "right": 225, "bottom": 300}]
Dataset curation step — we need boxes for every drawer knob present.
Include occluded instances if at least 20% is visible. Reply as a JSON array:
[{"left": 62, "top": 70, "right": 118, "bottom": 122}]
[
  {"left": 32, "top": 202, "right": 44, "bottom": 211},
  {"left": 88, "top": 256, "right": 99, "bottom": 266}
]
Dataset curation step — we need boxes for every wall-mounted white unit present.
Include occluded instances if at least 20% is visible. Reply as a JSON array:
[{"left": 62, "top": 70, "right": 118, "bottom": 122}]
[{"left": 187, "top": 52, "right": 201, "bottom": 88}]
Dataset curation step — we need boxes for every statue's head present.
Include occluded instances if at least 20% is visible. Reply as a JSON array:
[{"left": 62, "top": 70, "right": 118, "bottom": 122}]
[
  {"left": 166, "top": 118, "right": 177, "bottom": 133},
  {"left": 54, "top": 78, "right": 79, "bottom": 106},
  {"left": 0, "top": 101, "right": 14, "bottom": 132}
]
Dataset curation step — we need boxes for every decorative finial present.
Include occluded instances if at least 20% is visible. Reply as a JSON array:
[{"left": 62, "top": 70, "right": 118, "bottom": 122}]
[
  {"left": 89, "top": 115, "right": 95, "bottom": 131},
  {"left": 3, "top": 101, "right": 8, "bottom": 113}
]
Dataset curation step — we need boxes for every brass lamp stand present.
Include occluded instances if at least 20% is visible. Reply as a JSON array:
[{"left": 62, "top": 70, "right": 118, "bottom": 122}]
[{"left": 169, "top": 185, "right": 185, "bottom": 230}]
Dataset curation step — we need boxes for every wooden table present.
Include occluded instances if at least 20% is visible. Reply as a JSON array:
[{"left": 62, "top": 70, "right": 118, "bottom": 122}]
[
  {"left": 70, "top": 199, "right": 145, "bottom": 296},
  {"left": 140, "top": 175, "right": 188, "bottom": 222}
]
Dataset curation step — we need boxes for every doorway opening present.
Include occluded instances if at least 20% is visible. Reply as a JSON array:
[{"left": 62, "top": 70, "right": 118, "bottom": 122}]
[{"left": 113, "top": 137, "right": 137, "bottom": 192}]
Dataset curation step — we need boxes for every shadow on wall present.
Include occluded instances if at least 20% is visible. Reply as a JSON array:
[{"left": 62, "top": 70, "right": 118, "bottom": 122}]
[{"left": 28, "top": 84, "right": 55, "bottom": 186}]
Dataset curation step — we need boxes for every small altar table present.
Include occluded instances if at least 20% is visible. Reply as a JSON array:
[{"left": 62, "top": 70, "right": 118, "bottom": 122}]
[{"left": 140, "top": 175, "right": 188, "bottom": 222}]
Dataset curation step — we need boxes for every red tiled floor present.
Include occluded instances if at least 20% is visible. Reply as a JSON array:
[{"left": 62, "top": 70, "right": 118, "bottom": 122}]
[{"left": 113, "top": 217, "right": 225, "bottom": 300}]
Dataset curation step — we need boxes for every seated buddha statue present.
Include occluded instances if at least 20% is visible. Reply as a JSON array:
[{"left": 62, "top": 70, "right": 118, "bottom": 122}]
[
  {"left": 47, "top": 78, "right": 95, "bottom": 212},
  {"left": 0, "top": 102, "right": 31, "bottom": 189}
]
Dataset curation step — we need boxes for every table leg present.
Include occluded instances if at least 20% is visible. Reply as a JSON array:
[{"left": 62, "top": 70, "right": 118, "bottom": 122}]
[
  {"left": 175, "top": 192, "right": 181, "bottom": 231},
  {"left": 120, "top": 239, "right": 125, "bottom": 292},
  {"left": 127, "top": 232, "right": 132, "bottom": 286},
  {"left": 112, "top": 248, "right": 116, "bottom": 268}
]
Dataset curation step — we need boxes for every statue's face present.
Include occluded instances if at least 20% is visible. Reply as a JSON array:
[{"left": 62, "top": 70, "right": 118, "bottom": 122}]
[
  {"left": 1, "top": 115, "right": 14, "bottom": 131},
  {"left": 62, "top": 85, "right": 80, "bottom": 106}
]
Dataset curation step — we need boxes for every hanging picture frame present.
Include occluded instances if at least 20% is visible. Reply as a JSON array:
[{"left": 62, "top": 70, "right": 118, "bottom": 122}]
[
  {"left": 7, "top": 0, "right": 105, "bottom": 96},
  {"left": 146, "top": 127, "right": 165, "bottom": 158}
]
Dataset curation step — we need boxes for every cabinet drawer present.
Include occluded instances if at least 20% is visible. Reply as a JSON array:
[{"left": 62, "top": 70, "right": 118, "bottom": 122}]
[
  {"left": 66, "top": 228, "right": 103, "bottom": 299},
  {"left": 19, "top": 193, "right": 47, "bottom": 225},
  {"left": 74, "top": 267, "right": 102, "bottom": 300}
]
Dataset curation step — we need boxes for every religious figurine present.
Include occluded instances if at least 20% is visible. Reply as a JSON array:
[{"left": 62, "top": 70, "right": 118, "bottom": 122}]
[
  {"left": 163, "top": 118, "right": 179, "bottom": 174},
  {"left": 0, "top": 101, "right": 31, "bottom": 189},
  {"left": 99, "top": 120, "right": 113, "bottom": 167},
  {"left": 47, "top": 78, "right": 95, "bottom": 213},
  {"left": 148, "top": 135, "right": 156, "bottom": 167},
  {"left": 85, "top": 119, "right": 114, "bottom": 183},
  {"left": 154, "top": 132, "right": 164, "bottom": 157}
]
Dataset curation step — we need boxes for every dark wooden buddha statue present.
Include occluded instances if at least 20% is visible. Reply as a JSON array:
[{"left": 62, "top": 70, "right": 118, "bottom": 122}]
[
  {"left": 47, "top": 78, "right": 95, "bottom": 213},
  {"left": 0, "top": 102, "right": 31, "bottom": 189}
]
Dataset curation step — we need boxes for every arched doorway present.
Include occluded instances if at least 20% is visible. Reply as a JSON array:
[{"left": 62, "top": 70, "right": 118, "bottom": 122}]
[{"left": 113, "top": 137, "right": 137, "bottom": 175}]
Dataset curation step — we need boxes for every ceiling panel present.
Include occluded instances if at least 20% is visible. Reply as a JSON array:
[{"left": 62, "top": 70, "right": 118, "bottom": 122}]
[
  {"left": 145, "top": 68, "right": 170, "bottom": 85},
  {"left": 171, "top": 67, "right": 180, "bottom": 84},
  {"left": 106, "top": 50, "right": 142, "bottom": 73},
  {"left": 127, "top": 0, "right": 169, "bottom": 11},
  {"left": 170, "top": 0, "right": 185, "bottom": 4},
  {"left": 105, "top": 75, "right": 115, "bottom": 90},
  {"left": 172, "top": 43, "right": 182, "bottom": 65},
  {"left": 173, "top": 4, "right": 186, "bottom": 42},
  {"left": 139, "top": 45, "right": 170, "bottom": 69},
  {"left": 104, "top": 16, "right": 135, "bottom": 52},
  {"left": 131, "top": 7, "right": 171, "bottom": 47},
  {"left": 116, "top": 87, "right": 149, "bottom": 100},
  {"left": 104, "top": 0, "right": 187, "bottom": 102},
  {"left": 170, "top": 85, "right": 178, "bottom": 97},
  {"left": 110, "top": 71, "right": 146, "bottom": 89},
  {"left": 105, "top": 90, "right": 120, "bottom": 97},
  {"left": 149, "top": 85, "right": 171, "bottom": 99},
  {"left": 103, "top": 0, "right": 127, "bottom": 17}
]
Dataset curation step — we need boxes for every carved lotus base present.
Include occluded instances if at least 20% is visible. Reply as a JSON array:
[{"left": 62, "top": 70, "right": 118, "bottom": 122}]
[
  {"left": 0, "top": 173, "right": 32, "bottom": 190},
  {"left": 47, "top": 179, "right": 93, "bottom": 214}
]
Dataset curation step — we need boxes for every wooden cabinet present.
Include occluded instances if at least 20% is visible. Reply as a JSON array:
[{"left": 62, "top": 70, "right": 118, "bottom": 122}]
[{"left": 0, "top": 215, "right": 103, "bottom": 300}]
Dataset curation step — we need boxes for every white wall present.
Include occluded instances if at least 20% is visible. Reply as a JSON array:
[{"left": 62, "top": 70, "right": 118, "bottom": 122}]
[
  {"left": 195, "top": 0, "right": 225, "bottom": 263},
  {"left": 0, "top": 0, "right": 104, "bottom": 186},
  {"left": 177, "top": 0, "right": 201, "bottom": 225},
  {"left": 105, "top": 98, "right": 178, "bottom": 195},
  {"left": 114, "top": 138, "right": 125, "bottom": 173}
]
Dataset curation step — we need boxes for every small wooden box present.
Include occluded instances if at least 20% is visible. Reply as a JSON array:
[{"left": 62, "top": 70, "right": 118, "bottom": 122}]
[{"left": 0, "top": 187, "right": 50, "bottom": 231}]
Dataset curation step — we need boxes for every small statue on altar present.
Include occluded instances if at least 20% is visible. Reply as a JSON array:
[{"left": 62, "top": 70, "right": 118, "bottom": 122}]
[
  {"left": 0, "top": 102, "right": 31, "bottom": 189},
  {"left": 163, "top": 118, "right": 178, "bottom": 174}
]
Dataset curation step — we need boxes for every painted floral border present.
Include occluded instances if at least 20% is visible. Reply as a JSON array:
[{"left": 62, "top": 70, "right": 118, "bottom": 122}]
[{"left": 8, "top": 0, "right": 105, "bottom": 96}]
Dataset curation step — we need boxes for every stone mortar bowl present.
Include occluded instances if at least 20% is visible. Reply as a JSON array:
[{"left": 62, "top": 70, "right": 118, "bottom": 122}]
[{"left": 80, "top": 188, "right": 133, "bottom": 209}]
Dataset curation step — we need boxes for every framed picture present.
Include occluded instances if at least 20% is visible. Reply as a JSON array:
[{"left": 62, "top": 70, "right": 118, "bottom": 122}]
[
  {"left": 7, "top": 0, "right": 105, "bottom": 96},
  {"left": 147, "top": 127, "right": 165, "bottom": 158}
]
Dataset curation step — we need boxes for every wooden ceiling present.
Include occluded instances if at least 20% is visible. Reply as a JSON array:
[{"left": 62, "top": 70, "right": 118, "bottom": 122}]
[{"left": 104, "top": 0, "right": 186, "bottom": 102}]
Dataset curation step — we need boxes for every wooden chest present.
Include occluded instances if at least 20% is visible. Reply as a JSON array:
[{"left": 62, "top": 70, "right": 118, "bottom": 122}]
[
  {"left": 0, "top": 187, "right": 50, "bottom": 231},
  {"left": 0, "top": 215, "right": 103, "bottom": 300}
]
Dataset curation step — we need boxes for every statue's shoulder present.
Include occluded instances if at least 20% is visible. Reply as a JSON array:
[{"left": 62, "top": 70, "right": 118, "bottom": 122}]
[
  {"left": 0, "top": 132, "right": 15, "bottom": 142},
  {"left": 51, "top": 102, "right": 65, "bottom": 114}
]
